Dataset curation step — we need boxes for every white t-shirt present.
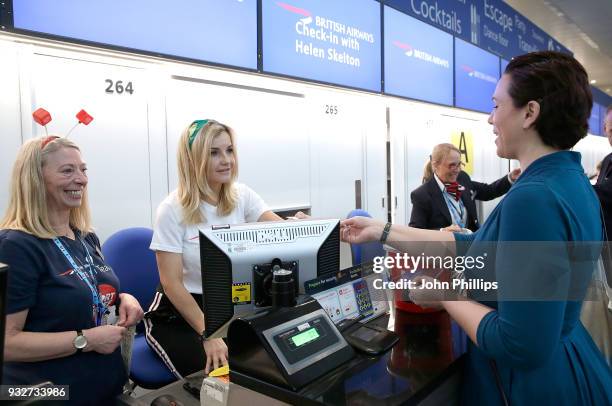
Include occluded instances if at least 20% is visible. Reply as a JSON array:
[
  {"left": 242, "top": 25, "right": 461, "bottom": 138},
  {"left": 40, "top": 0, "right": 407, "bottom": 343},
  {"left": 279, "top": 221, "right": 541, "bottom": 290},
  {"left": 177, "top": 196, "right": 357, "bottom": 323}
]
[{"left": 150, "top": 183, "right": 269, "bottom": 293}]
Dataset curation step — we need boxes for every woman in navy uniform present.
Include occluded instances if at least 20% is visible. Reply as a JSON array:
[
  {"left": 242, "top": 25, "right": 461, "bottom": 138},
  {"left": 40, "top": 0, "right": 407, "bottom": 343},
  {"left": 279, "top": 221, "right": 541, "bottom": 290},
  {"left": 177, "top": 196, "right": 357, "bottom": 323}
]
[{"left": 410, "top": 143, "right": 517, "bottom": 232}]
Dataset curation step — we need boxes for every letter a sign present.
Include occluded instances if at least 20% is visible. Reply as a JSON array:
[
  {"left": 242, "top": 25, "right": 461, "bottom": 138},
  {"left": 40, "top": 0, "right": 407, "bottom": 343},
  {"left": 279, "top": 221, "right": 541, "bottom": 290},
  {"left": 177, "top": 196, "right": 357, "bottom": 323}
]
[{"left": 451, "top": 131, "right": 473, "bottom": 175}]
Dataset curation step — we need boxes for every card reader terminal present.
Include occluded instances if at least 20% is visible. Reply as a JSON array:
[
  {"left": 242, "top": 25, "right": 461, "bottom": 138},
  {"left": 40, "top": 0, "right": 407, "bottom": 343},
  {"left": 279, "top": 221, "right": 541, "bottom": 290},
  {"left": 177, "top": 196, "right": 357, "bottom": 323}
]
[
  {"left": 228, "top": 298, "right": 354, "bottom": 390},
  {"left": 343, "top": 323, "right": 399, "bottom": 356}
]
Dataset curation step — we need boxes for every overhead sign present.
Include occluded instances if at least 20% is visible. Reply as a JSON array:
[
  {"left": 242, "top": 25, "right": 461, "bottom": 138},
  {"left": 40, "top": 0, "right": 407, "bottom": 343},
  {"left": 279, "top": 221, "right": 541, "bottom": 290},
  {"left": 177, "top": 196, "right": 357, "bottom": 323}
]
[
  {"left": 262, "top": 0, "right": 381, "bottom": 91},
  {"left": 455, "top": 38, "right": 499, "bottom": 113},
  {"left": 384, "top": 5, "right": 453, "bottom": 106},
  {"left": 384, "top": 0, "right": 570, "bottom": 61},
  {"left": 470, "top": 0, "right": 571, "bottom": 58},
  {"left": 500, "top": 58, "right": 509, "bottom": 75},
  {"left": 11, "top": 0, "right": 258, "bottom": 69}
]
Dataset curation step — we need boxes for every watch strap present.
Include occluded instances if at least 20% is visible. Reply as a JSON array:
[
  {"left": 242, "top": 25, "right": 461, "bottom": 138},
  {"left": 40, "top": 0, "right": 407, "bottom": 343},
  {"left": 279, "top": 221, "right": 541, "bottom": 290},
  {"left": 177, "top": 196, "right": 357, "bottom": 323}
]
[{"left": 380, "top": 222, "right": 392, "bottom": 244}]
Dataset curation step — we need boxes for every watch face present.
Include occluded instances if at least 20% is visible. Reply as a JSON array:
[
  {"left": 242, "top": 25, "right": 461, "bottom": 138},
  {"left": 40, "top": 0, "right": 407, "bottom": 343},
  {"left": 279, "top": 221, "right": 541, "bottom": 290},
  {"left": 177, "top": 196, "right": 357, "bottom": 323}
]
[{"left": 74, "top": 334, "right": 88, "bottom": 349}]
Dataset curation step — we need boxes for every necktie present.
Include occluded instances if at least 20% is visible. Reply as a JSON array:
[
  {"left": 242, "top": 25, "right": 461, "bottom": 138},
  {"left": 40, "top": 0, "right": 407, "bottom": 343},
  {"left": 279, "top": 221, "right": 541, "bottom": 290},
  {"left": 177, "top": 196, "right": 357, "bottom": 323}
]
[{"left": 444, "top": 182, "right": 464, "bottom": 201}]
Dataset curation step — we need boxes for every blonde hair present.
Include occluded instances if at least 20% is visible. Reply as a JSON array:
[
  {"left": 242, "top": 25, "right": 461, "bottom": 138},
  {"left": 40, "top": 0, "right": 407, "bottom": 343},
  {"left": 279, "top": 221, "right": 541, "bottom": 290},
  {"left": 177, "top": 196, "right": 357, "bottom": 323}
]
[
  {"left": 421, "top": 143, "right": 461, "bottom": 183},
  {"left": 0, "top": 136, "right": 93, "bottom": 238},
  {"left": 176, "top": 120, "right": 239, "bottom": 225}
]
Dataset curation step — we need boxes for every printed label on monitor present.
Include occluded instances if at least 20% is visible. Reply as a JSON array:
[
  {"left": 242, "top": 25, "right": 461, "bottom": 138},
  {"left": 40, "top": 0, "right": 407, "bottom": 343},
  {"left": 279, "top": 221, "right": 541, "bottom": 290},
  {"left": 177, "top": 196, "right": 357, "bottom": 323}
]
[{"left": 232, "top": 282, "right": 251, "bottom": 305}]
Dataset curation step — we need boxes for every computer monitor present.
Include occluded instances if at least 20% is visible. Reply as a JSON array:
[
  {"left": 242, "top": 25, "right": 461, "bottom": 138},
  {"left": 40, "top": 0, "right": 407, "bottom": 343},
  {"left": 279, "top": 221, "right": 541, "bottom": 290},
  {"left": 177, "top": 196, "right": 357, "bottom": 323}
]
[
  {"left": 199, "top": 218, "right": 340, "bottom": 339},
  {"left": 0, "top": 263, "right": 8, "bottom": 384}
]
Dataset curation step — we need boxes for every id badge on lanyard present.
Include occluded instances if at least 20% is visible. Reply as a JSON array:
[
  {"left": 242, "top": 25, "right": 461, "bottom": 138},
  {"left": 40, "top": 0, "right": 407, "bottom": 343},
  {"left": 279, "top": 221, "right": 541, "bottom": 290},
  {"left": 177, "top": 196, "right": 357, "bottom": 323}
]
[
  {"left": 444, "top": 193, "right": 465, "bottom": 228},
  {"left": 53, "top": 237, "right": 106, "bottom": 326}
]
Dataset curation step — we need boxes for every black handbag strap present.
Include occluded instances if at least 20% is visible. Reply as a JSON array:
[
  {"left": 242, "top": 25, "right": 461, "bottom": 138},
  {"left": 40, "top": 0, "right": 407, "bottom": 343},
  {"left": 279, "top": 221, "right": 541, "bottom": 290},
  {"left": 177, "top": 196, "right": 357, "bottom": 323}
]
[
  {"left": 490, "top": 359, "right": 510, "bottom": 406},
  {"left": 599, "top": 204, "right": 612, "bottom": 288}
]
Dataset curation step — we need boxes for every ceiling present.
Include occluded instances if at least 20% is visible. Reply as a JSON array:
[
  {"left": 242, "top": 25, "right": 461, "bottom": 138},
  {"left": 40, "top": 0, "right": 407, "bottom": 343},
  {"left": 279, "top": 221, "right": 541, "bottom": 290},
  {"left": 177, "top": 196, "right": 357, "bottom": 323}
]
[{"left": 506, "top": 0, "right": 612, "bottom": 97}]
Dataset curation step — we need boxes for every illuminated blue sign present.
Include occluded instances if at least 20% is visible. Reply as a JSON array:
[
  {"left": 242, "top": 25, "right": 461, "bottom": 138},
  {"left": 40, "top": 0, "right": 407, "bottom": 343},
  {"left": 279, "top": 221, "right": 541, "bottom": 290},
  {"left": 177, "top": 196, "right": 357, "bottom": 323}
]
[
  {"left": 501, "top": 58, "right": 509, "bottom": 75},
  {"left": 455, "top": 38, "right": 499, "bottom": 113},
  {"left": 262, "top": 0, "right": 381, "bottom": 91},
  {"left": 384, "top": 0, "right": 570, "bottom": 61},
  {"left": 471, "top": 0, "right": 570, "bottom": 58},
  {"left": 12, "top": 0, "right": 258, "bottom": 69},
  {"left": 384, "top": 6, "right": 453, "bottom": 105},
  {"left": 385, "top": 0, "right": 469, "bottom": 39}
]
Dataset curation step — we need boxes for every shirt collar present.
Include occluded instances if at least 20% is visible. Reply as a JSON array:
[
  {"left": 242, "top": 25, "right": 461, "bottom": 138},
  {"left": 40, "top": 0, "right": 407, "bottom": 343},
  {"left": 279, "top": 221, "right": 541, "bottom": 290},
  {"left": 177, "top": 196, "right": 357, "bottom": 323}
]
[{"left": 433, "top": 173, "right": 446, "bottom": 192}]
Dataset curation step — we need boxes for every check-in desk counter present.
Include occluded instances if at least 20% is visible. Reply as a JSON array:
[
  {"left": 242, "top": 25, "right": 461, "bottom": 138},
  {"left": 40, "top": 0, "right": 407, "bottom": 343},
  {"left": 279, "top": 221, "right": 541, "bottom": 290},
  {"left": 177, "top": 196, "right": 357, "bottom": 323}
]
[{"left": 127, "top": 309, "right": 466, "bottom": 406}]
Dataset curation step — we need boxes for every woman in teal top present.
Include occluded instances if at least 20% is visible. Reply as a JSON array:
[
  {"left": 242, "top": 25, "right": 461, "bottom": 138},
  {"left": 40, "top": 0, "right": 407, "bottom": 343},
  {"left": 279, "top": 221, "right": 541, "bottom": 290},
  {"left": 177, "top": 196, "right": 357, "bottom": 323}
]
[{"left": 340, "top": 51, "right": 612, "bottom": 405}]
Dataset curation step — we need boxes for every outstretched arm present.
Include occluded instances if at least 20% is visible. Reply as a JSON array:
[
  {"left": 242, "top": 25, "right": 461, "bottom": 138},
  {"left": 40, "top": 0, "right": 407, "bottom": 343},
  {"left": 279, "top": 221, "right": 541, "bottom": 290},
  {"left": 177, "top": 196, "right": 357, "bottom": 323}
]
[{"left": 340, "top": 216, "right": 456, "bottom": 257}]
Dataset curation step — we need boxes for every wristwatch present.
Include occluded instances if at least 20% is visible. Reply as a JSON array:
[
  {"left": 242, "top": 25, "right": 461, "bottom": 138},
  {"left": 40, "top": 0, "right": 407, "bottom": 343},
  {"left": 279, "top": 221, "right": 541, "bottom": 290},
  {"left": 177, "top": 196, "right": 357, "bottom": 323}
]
[
  {"left": 380, "top": 222, "right": 392, "bottom": 244},
  {"left": 73, "top": 329, "right": 88, "bottom": 353}
]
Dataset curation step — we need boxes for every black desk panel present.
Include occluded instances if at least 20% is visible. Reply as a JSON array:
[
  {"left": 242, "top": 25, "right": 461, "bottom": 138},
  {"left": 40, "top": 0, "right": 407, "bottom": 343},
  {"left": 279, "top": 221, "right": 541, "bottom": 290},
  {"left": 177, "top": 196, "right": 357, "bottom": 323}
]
[{"left": 130, "top": 309, "right": 467, "bottom": 405}]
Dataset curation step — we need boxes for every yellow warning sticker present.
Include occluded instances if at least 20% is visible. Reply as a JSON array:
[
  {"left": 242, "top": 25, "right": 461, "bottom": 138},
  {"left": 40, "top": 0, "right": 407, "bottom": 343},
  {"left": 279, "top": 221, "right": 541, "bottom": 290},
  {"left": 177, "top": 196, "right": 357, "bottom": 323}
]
[
  {"left": 451, "top": 130, "right": 474, "bottom": 176},
  {"left": 232, "top": 283, "right": 251, "bottom": 305}
]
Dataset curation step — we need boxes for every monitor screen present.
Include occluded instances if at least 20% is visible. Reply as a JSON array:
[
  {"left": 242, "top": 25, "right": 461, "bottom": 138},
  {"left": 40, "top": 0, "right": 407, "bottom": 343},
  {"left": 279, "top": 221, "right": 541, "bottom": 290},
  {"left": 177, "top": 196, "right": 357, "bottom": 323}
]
[
  {"left": 384, "top": 5, "right": 453, "bottom": 106},
  {"left": 12, "top": 0, "right": 258, "bottom": 69},
  {"left": 262, "top": 0, "right": 381, "bottom": 91},
  {"left": 199, "top": 218, "right": 340, "bottom": 338},
  {"left": 455, "top": 38, "right": 500, "bottom": 113},
  {"left": 589, "top": 103, "right": 602, "bottom": 136}
]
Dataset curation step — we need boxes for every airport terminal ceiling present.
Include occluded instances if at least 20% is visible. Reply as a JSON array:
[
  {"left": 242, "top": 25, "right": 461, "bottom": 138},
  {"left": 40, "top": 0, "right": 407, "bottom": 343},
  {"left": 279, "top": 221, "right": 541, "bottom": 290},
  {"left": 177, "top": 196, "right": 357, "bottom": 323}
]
[{"left": 507, "top": 0, "right": 612, "bottom": 97}]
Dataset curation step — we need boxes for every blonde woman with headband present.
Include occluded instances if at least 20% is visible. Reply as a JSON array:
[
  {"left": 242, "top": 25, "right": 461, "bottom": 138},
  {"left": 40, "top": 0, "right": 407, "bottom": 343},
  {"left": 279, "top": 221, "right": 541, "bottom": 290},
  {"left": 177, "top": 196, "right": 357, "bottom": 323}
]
[
  {"left": 0, "top": 136, "right": 143, "bottom": 404},
  {"left": 145, "top": 119, "right": 286, "bottom": 377}
]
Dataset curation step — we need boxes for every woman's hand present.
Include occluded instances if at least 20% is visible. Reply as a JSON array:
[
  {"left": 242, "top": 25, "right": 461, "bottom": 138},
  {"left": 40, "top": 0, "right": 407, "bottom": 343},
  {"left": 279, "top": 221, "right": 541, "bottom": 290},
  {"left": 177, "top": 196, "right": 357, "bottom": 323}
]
[
  {"left": 203, "top": 338, "right": 228, "bottom": 374},
  {"left": 441, "top": 224, "right": 462, "bottom": 232},
  {"left": 340, "top": 216, "right": 385, "bottom": 244},
  {"left": 408, "top": 275, "right": 449, "bottom": 310},
  {"left": 509, "top": 168, "right": 521, "bottom": 182},
  {"left": 117, "top": 293, "right": 144, "bottom": 327},
  {"left": 83, "top": 325, "right": 127, "bottom": 354}
]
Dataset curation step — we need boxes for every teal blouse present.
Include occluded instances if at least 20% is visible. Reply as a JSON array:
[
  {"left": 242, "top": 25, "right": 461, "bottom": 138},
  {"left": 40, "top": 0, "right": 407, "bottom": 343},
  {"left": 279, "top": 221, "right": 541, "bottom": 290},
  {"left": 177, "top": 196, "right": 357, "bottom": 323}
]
[{"left": 455, "top": 151, "right": 612, "bottom": 405}]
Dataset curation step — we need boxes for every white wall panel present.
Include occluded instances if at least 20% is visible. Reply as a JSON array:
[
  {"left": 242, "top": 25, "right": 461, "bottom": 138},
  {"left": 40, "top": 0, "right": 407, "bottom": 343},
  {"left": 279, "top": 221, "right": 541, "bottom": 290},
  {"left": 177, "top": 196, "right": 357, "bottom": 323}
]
[
  {"left": 305, "top": 88, "right": 386, "bottom": 268},
  {"left": 26, "top": 50, "right": 153, "bottom": 241},
  {"left": 390, "top": 101, "right": 510, "bottom": 227},
  {"left": 574, "top": 135, "right": 610, "bottom": 179},
  {"left": 362, "top": 99, "right": 388, "bottom": 222},
  {"left": 144, "top": 67, "right": 171, "bottom": 224},
  {"left": 446, "top": 111, "right": 507, "bottom": 221},
  {"left": 306, "top": 88, "right": 386, "bottom": 219},
  {"left": 0, "top": 41, "right": 23, "bottom": 218},
  {"left": 165, "top": 76, "right": 310, "bottom": 212},
  {"left": 389, "top": 101, "right": 449, "bottom": 225}
]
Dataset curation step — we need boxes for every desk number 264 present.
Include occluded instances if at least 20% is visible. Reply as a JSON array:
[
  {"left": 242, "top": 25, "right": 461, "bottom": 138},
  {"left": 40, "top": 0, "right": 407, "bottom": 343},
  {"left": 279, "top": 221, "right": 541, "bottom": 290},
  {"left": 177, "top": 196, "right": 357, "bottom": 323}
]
[{"left": 105, "top": 79, "right": 134, "bottom": 95}]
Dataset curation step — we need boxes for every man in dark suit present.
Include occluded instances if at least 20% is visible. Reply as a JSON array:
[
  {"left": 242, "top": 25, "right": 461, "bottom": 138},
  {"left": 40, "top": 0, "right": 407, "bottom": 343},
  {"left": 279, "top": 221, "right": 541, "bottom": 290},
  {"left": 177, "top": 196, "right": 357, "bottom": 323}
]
[
  {"left": 594, "top": 105, "right": 612, "bottom": 239},
  {"left": 409, "top": 143, "right": 519, "bottom": 232}
]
